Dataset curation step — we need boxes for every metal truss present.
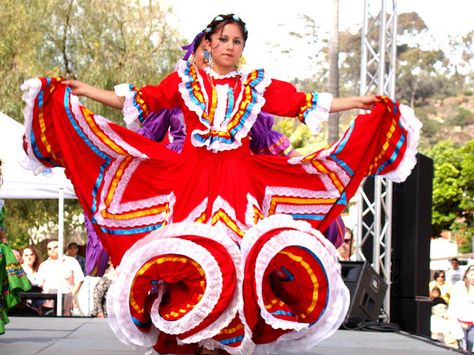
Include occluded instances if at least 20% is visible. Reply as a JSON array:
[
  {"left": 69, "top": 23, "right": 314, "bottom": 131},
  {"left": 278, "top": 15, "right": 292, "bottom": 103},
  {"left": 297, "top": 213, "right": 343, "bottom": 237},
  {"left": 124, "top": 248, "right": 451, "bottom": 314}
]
[{"left": 356, "top": 0, "right": 398, "bottom": 319}]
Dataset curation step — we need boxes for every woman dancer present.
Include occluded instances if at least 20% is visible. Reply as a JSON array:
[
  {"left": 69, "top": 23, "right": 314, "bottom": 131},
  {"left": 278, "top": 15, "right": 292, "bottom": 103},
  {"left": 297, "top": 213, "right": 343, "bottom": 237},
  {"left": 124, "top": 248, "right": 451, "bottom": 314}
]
[
  {"left": 21, "top": 13, "right": 420, "bottom": 354},
  {"left": 84, "top": 29, "right": 344, "bottom": 277}
]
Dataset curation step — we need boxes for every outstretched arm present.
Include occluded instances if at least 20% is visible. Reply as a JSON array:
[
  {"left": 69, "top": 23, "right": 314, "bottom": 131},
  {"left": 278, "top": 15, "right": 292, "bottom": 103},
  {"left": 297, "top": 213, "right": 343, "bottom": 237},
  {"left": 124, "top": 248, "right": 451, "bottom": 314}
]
[
  {"left": 62, "top": 80, "right": 125, "bottom": 110},
  {"left": 330, "top": 95, "right": 380, "bottom": 112}
]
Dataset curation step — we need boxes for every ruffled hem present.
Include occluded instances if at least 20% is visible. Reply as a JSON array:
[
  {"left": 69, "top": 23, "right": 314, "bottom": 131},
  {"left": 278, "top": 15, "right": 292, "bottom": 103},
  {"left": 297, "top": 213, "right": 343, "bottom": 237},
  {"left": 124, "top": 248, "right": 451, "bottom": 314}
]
[
  {"left": 107, "top": 222, "right": 243, "bottom": 349},
  {"left": 115, "top": 83, "right": 143, "bottom": 131},
  {"left": 241, "top": 215, "right": 349, "bottom": 353},
  {"left": 380, "top": 104, "right": 422, "bottom": 182},
  {"left": 21, "top": 78, "right": 52, "bottom": 174}
]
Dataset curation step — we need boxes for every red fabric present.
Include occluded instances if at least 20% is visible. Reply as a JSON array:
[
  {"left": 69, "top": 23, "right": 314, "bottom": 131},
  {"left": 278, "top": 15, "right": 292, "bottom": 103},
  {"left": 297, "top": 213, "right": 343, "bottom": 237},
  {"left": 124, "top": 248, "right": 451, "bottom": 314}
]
[
  {"left": 26, "top": 79, "right": 407, "bottom": 265},
  {"left": 23, "top": 76, "right": 414, "bottom": 351}
]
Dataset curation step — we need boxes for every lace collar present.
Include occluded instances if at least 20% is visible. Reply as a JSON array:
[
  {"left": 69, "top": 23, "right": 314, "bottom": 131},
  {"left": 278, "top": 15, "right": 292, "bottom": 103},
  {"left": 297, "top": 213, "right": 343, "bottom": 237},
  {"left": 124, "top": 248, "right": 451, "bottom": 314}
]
[{"left": 204, "top": 66, "right": 240, "bottom": 79}]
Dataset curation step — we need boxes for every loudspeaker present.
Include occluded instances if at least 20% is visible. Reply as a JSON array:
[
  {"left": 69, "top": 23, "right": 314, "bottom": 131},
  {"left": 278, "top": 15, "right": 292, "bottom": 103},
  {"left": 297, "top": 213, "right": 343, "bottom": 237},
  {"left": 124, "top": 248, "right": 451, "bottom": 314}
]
[
  {"left": 390, "top": 153, "right": 433, "bottom": 336},
  {"left": 341, "top": 261, "right": 388, "bottom": 325}
]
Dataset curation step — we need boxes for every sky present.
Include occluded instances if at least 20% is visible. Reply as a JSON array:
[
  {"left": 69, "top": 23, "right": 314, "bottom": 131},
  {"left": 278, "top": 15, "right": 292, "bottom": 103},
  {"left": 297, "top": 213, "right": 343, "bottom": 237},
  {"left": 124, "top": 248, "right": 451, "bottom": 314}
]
[{"left": 160, "top": 0, "right": 474, "bottom": 80}]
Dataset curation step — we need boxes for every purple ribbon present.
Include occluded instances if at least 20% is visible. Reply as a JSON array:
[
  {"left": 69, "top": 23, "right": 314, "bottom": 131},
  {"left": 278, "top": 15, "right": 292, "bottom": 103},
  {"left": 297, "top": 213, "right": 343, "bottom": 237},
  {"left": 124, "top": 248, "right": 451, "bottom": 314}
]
[{"left": 181, "top": 31, "right": 205, "bottom": 61}]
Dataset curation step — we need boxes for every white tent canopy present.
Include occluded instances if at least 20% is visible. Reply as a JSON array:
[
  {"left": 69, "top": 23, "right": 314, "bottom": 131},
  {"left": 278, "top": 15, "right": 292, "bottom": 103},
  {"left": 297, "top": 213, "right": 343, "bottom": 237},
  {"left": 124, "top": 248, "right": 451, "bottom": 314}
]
[{"left": 0, "top": 112, "right": 76, "bottom": 199}]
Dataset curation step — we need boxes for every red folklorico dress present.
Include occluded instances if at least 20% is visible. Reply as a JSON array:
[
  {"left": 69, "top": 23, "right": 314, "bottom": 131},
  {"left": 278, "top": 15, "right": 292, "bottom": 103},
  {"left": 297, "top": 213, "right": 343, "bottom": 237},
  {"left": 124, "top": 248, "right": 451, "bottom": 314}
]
[{"left": 21, "top": 60, "right": 420, "bottom": 354}]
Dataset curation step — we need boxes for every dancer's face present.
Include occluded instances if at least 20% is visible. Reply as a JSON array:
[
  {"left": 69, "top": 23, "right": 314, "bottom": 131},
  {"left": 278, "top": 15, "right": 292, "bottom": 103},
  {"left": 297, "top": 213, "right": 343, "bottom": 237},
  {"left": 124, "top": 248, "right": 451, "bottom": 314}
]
[{"left": 205, "top": 23, "right": 244, "bottom": 74}]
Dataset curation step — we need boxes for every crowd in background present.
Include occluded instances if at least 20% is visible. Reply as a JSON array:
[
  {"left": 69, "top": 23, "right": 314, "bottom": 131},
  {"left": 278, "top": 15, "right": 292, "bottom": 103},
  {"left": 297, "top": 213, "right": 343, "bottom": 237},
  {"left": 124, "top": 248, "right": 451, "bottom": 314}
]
[
  {"left": 8, "top": 239, "right": 113, "bottom": 318},
  {"left": 430, "top": 258, "right": 474, "bottom": 352}
]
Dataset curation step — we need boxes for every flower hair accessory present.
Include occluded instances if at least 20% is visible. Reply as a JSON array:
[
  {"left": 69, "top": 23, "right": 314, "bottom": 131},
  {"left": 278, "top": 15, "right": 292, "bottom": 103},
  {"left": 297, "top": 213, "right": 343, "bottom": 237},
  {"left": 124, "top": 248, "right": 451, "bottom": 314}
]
[{"left": 205, "top": 13, "right": 248, "bottom": 37}]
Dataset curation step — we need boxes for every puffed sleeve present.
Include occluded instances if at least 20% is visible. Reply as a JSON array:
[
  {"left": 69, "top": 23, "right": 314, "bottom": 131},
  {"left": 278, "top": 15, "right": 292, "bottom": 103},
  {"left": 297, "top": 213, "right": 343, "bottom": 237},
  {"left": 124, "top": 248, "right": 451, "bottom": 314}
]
[
  {"left": 249, "top": 112, "right": 294, "bottom": 156},
  {"left": 262, "top": 79, "right": 333, "bottom": 135},
  {"left": 114, "top": 72, "right": 182, "bottom": 131}
]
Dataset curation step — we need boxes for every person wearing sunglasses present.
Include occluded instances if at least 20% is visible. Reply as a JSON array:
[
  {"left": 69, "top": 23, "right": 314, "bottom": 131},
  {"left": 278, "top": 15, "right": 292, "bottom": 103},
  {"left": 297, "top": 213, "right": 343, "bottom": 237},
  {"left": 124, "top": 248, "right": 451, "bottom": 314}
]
[
  {"left": 429, "top": 270, "right": 451, "bottom": 304},
  {"left": 337, "top": 227, "right": 354, "bottom": 261},
  {"left": 37, "top": 240, "right": 85, "bottom": 316}
]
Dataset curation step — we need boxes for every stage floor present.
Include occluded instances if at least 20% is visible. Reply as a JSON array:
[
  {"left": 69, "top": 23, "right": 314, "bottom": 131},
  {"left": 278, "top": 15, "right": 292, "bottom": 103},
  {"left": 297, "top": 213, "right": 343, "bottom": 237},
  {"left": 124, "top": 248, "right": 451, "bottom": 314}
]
[{"left": 0, "top": 317, "right": 460, "bottom": 354}]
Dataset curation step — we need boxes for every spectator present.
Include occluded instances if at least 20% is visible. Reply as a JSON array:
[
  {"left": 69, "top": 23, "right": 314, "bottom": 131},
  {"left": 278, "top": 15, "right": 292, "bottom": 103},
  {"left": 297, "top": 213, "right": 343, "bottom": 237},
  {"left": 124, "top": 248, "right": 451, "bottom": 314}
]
[
  {"left": 429, "top": 270, "right": 451, "bottom": 304},
  {"left": 431, "top": 286, "right": 448, "bottom": 307},
  {"left": 91, "top": 260, "right": 116, "bottom": 318},
  {"left": 21, "top": 246, "right": 42, "bottom": 288},
  {"left": 66, "top": 242, "right": 86, "bottom": 274},
  {"left": 38, "top": 239, "right": 85, "bottom": 316},
  {"left": 449, "top": 265, "right": 474, "bottom": 351},
  {"left": 446, "top": 258, "right": 464, "bottom": 285},
  {"left": 21, "top": 246, "right": 43, "bottom": 311},
  {"left": 337, "top": 227, "right": 353, "bottom": 261}
]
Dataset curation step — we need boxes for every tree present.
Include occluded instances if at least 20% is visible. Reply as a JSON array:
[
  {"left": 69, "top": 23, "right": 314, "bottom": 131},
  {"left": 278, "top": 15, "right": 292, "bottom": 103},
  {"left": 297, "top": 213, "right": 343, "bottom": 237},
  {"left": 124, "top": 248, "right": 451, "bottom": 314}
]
[
  {"left": 428, "top": 140, "right": 474, "bottom": 251},
  {"left": 0, "top": 0, "right": 183, "bottom": 122},
  {"left": 0, "top": 0, "right": 183, "bottom": 246},
  {"left": 396, "top": 47, "right": 447, "bottom": 106}
]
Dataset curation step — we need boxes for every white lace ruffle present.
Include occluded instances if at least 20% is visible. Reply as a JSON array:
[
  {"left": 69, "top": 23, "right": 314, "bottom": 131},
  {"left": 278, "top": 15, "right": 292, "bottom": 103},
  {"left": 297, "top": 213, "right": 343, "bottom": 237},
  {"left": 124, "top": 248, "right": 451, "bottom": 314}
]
[
  {"left": 241, "top": 214, "right": 316, "bottom": 265},
  {"left": 261, "top": 185, "right": 340, "bottom": 217},
  {"left": 381, "top": 104, "right": 422, "bottom": 182},
  {"left": 241, "top": 215, "right": 349, "bottom": 354},
  {"left": 107, "top": 222, "right": 242, "bottom": 347},
  {"left": 177, "top": 59, "right": 208, "bottom": 121},
  {"left": 115, "top": 83, "right": 141, "bottom": 131},
  {"left": 176, "top": 60, "right": 272, "bottom": 152},
  {"left": 20, "top": 78, "right": 52, "bottom": 174},
  {"left": 303, "top": 93, "right": 333, "bottom": 135},
  {"left": 171, "top": 223, "right": 243, "bottom": 344},
  {"left": 204, "top": 65, "right": 241, "bottom": 79}
]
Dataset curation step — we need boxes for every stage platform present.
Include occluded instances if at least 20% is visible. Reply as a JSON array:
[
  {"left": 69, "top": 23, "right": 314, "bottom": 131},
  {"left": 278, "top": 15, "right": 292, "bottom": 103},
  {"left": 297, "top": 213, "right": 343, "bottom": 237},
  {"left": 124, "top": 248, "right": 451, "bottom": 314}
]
[{"left": 0, "top": 316, "right": 462, "bottom": 354}]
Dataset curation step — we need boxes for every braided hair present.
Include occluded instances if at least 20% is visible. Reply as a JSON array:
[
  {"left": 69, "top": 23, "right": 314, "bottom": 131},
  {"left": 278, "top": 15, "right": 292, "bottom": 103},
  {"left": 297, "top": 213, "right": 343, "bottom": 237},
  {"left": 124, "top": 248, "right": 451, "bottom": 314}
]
[{"left": 204, "top": 14, "right": 248, "bottom": 43}]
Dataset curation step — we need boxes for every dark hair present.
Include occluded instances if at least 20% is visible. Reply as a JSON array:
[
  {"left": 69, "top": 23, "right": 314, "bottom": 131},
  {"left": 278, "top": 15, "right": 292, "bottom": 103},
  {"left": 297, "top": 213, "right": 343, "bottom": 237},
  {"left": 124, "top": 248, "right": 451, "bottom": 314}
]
[
  {"left": 21, "top": 245, "right": 42, "bottom": 272},
  {"left": 463, "top": 265, "right": 474, "bottom": 289},
  {"left": 433, "top": 270, "right": 445, "bottom": 280},
  {"left": 451, "top": 258, "right": 459, "bottom": 263},
  {"left": 67, "top": 242, "right": 79, "bottom": 249},
  {"left": 204, "top": 14, "right": 248, "bottom": 43},
  {"left": 192, "top": 32, "right": 205, "bottom": 53}
]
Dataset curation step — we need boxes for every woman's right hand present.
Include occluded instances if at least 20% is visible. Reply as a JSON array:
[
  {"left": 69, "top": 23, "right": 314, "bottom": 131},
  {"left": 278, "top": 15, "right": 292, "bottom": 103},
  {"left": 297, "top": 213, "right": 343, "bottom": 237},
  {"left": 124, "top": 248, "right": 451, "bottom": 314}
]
[
  {"left": 62, "top": 79, "right": 90, "bottom": 97},
  {"left": 61, "top": 79, "right": 125, "bottom": 109}
]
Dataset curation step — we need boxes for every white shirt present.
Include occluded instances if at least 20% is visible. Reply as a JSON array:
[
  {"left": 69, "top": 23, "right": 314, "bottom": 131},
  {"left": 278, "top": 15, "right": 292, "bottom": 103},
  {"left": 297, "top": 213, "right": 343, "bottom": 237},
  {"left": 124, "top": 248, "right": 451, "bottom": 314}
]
[
  {"left": 446, "top": 268, "right": 464, "bottom": 285},
  {"left": 38, "top": 255, "right": 85, "bottom": 294}
]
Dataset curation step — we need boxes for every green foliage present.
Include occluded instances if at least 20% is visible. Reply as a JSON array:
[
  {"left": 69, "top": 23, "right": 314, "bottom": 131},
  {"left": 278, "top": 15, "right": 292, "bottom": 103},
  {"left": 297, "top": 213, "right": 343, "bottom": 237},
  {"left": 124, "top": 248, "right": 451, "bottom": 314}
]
[
  {"left": 273, "top": 117, "right": 318, "bottom": 149},
  {"left": 0, "top": 0, "right": 182, "bottom": 122},
  {"left": 450, "top": 107, "right": 474, "bottom": 127},
  {"left": 451, "top": 220, "right": 473, "bottom": 254},
  {"left": 397, "top": 12, "right": 428, "bottom": 35},
  {"left": 3, "top": 199, "right": 83, "bottom": 251},
  {"left": 428, "top": 140, "right": 474, "bottom": 237}
]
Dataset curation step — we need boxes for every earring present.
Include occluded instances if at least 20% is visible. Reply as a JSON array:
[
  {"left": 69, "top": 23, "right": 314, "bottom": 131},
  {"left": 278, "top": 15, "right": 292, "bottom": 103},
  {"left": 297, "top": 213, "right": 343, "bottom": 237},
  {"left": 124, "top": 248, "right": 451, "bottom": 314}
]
[{"left": 203, "top": 49, "right": 210, "bottom": 61}]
